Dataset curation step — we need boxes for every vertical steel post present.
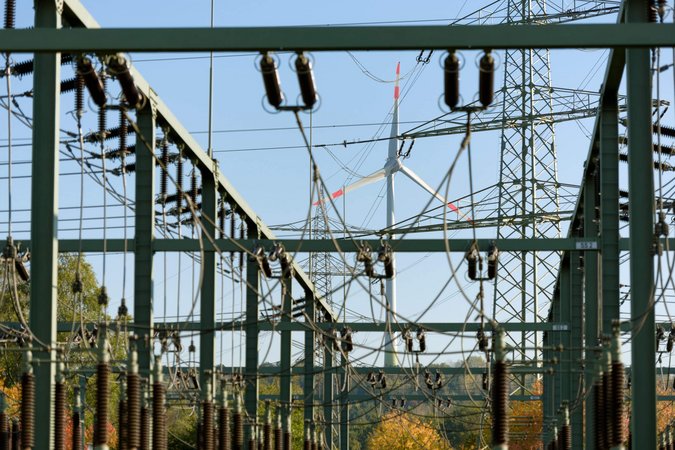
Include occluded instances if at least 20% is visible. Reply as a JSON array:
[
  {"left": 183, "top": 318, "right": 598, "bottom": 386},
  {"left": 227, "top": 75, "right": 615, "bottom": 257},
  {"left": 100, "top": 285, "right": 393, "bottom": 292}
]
[
  {"left": 626, "top": 0, "right": 656, "bottom": 446},
  {"left": 245, "top": 221, "right": 260, "bottom": 437},
  {"left": 323, "top": 341, "right": 333, "bottom": 449},
  {"left": 600, "top": 95, "right": 620, "bottom": 332},
  {"left": 29, "top": 2, "right": 61, "bottom": 447},
  {"left": 134, "top": 101, "right": 156, "bottom": 377},
  {"left": 584, "top": 170, "right": 600, "bottom": 450},
  {"left": 569, "top": 248, "right": 584, "bottom": 449},
  {"left": 304, "top": 291, "right": 316, "bottom": 428},
  {"left": 339, "top": 354, "right": 349, "bottom": 450},
  {"left": 280, "top": 276, "right": 293, "bottom": 434},
  {"left": 200, "top": 167, "right": 217, "bottom": 389},
  {"left": 558, "top": 257, "right": 571, "bottom": 413}
]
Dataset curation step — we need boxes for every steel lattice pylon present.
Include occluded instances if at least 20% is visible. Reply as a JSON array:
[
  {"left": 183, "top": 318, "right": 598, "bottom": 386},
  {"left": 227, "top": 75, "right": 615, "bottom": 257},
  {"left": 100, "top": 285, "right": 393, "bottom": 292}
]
[{"left": 493, "top": 0, "right": 561, "bottom": 365}]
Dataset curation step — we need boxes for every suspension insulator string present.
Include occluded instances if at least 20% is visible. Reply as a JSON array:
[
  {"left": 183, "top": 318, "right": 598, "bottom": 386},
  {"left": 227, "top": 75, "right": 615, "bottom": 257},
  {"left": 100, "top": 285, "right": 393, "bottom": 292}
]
[{"left": 0, "top": 391, "right": 9, "bottom": 450}]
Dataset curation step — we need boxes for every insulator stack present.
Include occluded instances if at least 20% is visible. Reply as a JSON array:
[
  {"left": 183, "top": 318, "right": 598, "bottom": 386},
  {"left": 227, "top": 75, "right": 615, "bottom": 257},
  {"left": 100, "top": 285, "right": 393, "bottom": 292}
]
[
  {"left": 283, "top": 414, "right": 291, "bottom": 450},
  {"left": 650, "top": 0, "right": 659, "bottom": 22},
  {"left": 610, "top": 324, "right": 626, "bottom": 447},
  {"left": 118, "top": 380, "right": 128, "bottom": 450},
  {"left": 176, "top": 152, "right": 184, "bottom": 217},
  {"left": 444, "top": 52, "right": 460, "bottom": 109},
  {"left": 594, "top": 378, "right": 605, "bottom": 450},
  {"left": 218, "top": 405, "right": 230, "bottom": 450},
  {"left": 190, "top": 169, "right": 198, "bottom": 214},
  {"left": 232, "top": 406, "right": 243, "bottom": 450},
  {"left": 153, "top": 358, "right": 167, "bottom": 450},
  {"left": 119, "top": 108, "right": 128, "bottom": 159},
  {"left": 77, "top": 57, "right": 107, "bottom": 108},
  {"left": 260, "top": 53, "right": 283, "bottom": 109},
  {"left": 248, "top": 432, "right": 257, "bottom": 450},
  {"left": 273, "top": 416, "right": 281, "bottom": 450},
  {"left": 560, "top": 406, "right": 571, "bottom": 450},
  {"left": 71, "top": 389, "right": 82, "bottom": 450},
  {"left": 140, "top": 399, "right": 150, "bottom": 450},
  {"left": 230, "top": 212, "right": 236, "bottom": 261},
  {"left": 75, "top": 73, "right": 84, "bottom": 118},
  {"left": 21, "top": 372, "right": 34, "bottom": 449},
  {"left": 98, "top": 76, "right": 107, "bottom": 143},
  {"left": 602, "top": 353, "right": 613, "bottom": 446},
  {"left": 94, "top": 362, "right": 110, "bottom": 447},
  {"left": 10, "top": 419, "right": 19, "bottom": 450},
  {"left": 4, "top": 0, "right": 15, "bottom": 30},
  {"left": 108, "top": 54, "right": 143, "bottom": 108},
  {"left": 478, "top": 51, "right": 495, "bottom": 108},
  {"left": 492, "top": 360, "right": 508, "bottom": 446},
  {"left": 219, "top": 197, "right": 226, "bottom": 239},
  {"left": 160, "top": 139, "right": 169, "bottom": 204},
  {"left": 0, "top": 396, "right": 8, "bottom": 450},
  {"left": 127, "top": 373, "right": 141, "bottom": 448},
  {"left": 202, "top": 401, "right": 215, "bottom": 450},
  {"left": 54, "top": 379, "right": 66, "bottom": 450},
  {"left": 239, "top": 222, "right": 245, "bottom": 273},
  {"left": 295, "top": 53, "right": 317, "bottom": 108}
]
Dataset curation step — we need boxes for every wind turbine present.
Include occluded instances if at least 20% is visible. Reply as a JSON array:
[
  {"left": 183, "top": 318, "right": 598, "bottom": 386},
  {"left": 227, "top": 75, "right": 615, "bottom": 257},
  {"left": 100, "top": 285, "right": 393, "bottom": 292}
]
[{"left": 317, "top": 63, "right": 466, "bottom": 367}]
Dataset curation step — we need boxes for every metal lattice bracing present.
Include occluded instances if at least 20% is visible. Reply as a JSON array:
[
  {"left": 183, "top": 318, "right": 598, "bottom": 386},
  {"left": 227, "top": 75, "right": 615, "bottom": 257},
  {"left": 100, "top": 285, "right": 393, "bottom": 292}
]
[{"left": 493, "top": 0, "right": 561, "bottom": 365}]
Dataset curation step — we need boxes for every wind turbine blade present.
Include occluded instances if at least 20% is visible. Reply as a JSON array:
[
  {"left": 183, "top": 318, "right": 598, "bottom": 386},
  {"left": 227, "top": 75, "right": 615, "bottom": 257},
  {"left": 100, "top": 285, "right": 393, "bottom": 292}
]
[
  {"left": 398, "top": 165, "right": 472, "bottom": 221},
  {"left": 313, "top": 169, "right": 387, "bottom": 206}
]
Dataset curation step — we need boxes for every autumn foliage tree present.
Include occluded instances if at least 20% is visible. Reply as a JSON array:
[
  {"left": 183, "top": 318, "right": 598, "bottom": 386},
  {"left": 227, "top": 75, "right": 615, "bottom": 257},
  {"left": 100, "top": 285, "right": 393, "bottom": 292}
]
[
  {"left": 508, "top": 379, "right": 543, "bottom": 450},
  {"left": 367, "top": 411, "right": 452, "bottom": 449}
]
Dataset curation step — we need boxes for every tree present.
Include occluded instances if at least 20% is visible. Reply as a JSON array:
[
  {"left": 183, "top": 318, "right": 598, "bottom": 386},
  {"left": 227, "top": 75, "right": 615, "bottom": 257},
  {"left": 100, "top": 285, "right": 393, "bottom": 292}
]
[
  {"left": 367, "top": 411, "right": 452, "bottom": 449},
  {"left": 508, "top": 379, "right": 543, "bottom": 450}
]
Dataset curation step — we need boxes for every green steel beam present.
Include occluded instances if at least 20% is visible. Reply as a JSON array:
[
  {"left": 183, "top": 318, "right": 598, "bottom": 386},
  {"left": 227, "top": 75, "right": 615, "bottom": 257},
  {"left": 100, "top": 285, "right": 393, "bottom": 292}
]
[
  {"left": 600, "top": 95, "right": 621, "bottom": 333},
  {"left": 133, "top": 102, "right": 156, "bottom": 378},
  {"left": 626, "top": 0, "right": 656, "bottom": 447},
  {"left": 1, "top": 320, "right": 571, "bottom": 333},
  {"left": 2, "top": 23, "right": 675, "bottom": 52},
  {"left": 28, "top": 1, "right": 61, "bottom": 447},
  {"left": 60, "top": 0, "right": 337, "bottom": 323},
  {"left": 569, "top": 249, "right": 584, "bottom": 448},
  {"left": 583, "top": 168, "right": 600, "bottom": 450},
  {"left": 279, "top": 277, "right": 292, "bottom": 434},
  {"left": 244, "top": 222, "right": 261, "bottom": 433},
  {"left": 199, "top": 167, "right": 217, "bottom": 389},
  {"left": 31, "top": 236, "right": 675, "bottom": 254},
  {"left": 558, "top": 257, "right": 571, "bottom": 421},
  {"left": 304, "top": 289, "right": 316, "bottom": 427}
]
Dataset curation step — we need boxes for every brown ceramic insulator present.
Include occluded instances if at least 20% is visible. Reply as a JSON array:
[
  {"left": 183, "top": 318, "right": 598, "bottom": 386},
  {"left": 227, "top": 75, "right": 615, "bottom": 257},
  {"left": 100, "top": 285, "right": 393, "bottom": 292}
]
[
  {"left": 491, "top": 361, "right": 509, "bottom": 446},
  {"left": 190, "top": 171, "right": 198, "bottom": 211},
  {"left": 304, "top": 437, "right": 311, "bottom": 450},
  {"left": 152, "top": 382, "right": 167, "bottom": 450},
  {"left": 75, "top": 73, "right": 84, "bottom": 117},
  {"left": 10, "top": 419, "right": 19, "bottom": 450},
  {"left": 94, "top": 363, "right": 110, "bottom": 446},
  {"left": 118, "top": 398, "right": 128, "bottom": 450},
  {"left": 248, "top": 437, "right": 256, "bottom": 450},
  {"left": 119, "top": 109, "right": 128, "bottom": 159},
  {"left": 232, "top": 411, "right": 243, "bottom": 450},
  {"left": 160, "top": 141, "right": 169, "bottom": 203},
  {"left": 594, "top": 380, "right": 605, "bottom": 450},
  {"left": 54, "top": 381, "right": 66, "bottom": 450},
  {"left": 219, "top": 199, "right": 226, "bottom": 239},
  {"left": 282, "top": 431, "right": 290, "bottom": 450},
  {"left": 217, "top": 407, "right": 230, "bottom": 450},
  {"left": 0, "top": 412, "right": 8, "bottom": 450},
  {"left": 611, "top": 362, "right": 625, "bottom": 446},
  {"left": 4, "top": 0, "right": 15, "bottom": 30},
  {"left": 20, "top": 372, "right": 34, "bottom": 449},
  {"left": 202, "top": 401, "right": 215, "bottom": 450},
  {"left": 560, "top": 424, "right": 571, "bottom": 450},
  {"left": 649, "top": 0, "right": 659, "bottom": 22},
  {"left": 176, "top": 155, "right": 184, "bottom": 216},
  {"left": 140, "top": 406, "right": 150, "bottom": 450},
  {"left": 602, "top": 369, "right": 613, "bottom": 446},
  {"left": 273, "top": 425, "right": 281, "bottom": 450},
  {"left": 71, "top": 410, "right": 82, "bottom": 450},
  {"left": 126, "top": 373, "right": 141, "bottom": 448},
  {"left": 263, "top": 422, "right": 271, "bottom": 450},
  {"left": 98, "top": 77, "right": 107, "bottom": 141}
]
